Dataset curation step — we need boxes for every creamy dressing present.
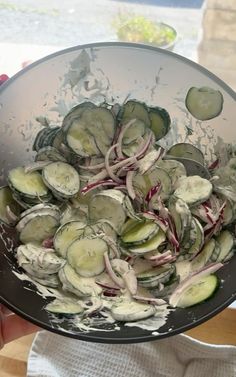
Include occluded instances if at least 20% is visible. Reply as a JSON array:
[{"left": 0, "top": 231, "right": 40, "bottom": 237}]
[{"left": 125, "top": 305, "right": 171, "bottom": 333}]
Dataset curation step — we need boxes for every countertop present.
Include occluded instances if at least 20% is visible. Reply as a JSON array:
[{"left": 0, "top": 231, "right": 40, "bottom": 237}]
[{"left": 0, "top": 307, "right": 235, "bottom": 377}]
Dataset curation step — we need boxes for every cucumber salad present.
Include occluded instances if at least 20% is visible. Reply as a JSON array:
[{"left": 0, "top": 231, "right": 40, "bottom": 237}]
[{"left": 0, "top": 85, "right": 235, "bottom": 327}]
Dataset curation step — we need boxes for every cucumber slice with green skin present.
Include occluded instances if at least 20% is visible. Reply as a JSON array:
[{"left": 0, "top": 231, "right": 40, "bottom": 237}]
[
  {"left": 176, "top": 274, "right": 219, "bottom": 308},
  {"left": 164, "top": 156, "right": 210, "bottom": 180},
  {"left": 121, "top": 221, "right": 158, "bottom": 244},
  {"left": 185, "top": 86, "right": 223, "bottom": 121},
  {"left": 119, "top": 100, "right": 150, "bottom": 127},
  {"left": 174, "top": 176, "right": 212, "bottom": 206},
  {"left": 54, "top": 221, "right": 87, "bottom": 258},
  {"left": 122, "top": 129, "right": 152, "bottom": 157},
  {"left": 168, "top": 197, "right": 192, "bottom": 243},
  {"left": 137, "top": 264, "right": 175, "bottom": 287},
  {"left": 128, "top": 229, "right": 166, "bottom": 254},
  {"left": 215, "top": 230, "right": 234, "bottom": 263},
  {"left": 42, "top": 162, "right": 80, "bottom": 199},
  {"left": 185, "top": 217, "right": 204, "bottom": 256},
  {"left": 122, "top": 119, "right": 146, "bottom": 145},
  {"left": 149, "top": 106, "right": 171, "bottom": 141},
  {"left": 111, "top": 300, "right": 156, "bottom": 322},
  {"left": 35, "top": 146, "right": 67, "bottom": 163},
  {"left": 133, "top": 166, "right": 172, "bottom": 204},
  {"left": 121, "top": 218, "right": 142, "bottom": 235},
  {"left": 33, "top": 127, "right": 60, "bottom": 152},
  {"left": 0, "top": 186, "right": 21, "bottom": 225},
  {"left": 137, "top": 149, "right": 163, "bottom": 175},
  {"left": 167, "top": 143, "right": 205, "bottom": 166},
  {"left": 59, "top": 264, "right": 102, "bottom": 297},
  {"left": 46, "top": 298, "right": 84, "bottom": 315},
  {"left": 65, "top": 118, "right": 101, "bottom": 157},
  {"left": 17, "top": 208, "right": 60, "bottom": 232},
  {"left": 19, "top": 203, "right": 60, "bottom": 220},
  {"left": 67, "top": 237, "right": 108, "bottom": 277},
  {"left": 157, "top": 159, "right": 186, "bottom": 187},
  {"left": 88, "top": 190, "right": 127, "bottom": 234},
  {"left": 209, "top": 240, "right": 221, "bottom": 263},
  {"left": 8, "top": 167, "right": 49, "bottom": 198},
  {"left": 191, "top": 239, "right": 216, "bottom": 272},
  {"left": 17, "top": 212, "right": 59, "bottom": 244},
  {"left": 62, "top": 102, "right": 96, "bottom": 133}
]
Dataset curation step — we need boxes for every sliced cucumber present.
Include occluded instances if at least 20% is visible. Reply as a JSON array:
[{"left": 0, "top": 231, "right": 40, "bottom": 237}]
[
  {"left": 138, "top": 149, "right": 163, "bottom": 175},
  {"left": 67, "top": 237, "right": 108, "bottom": 277},
  {"left": 119, "top": 100, "right": 150, "bottom": 127},
  {"left": 215, "top": 230, "right": 234, "bottom": 263},
  {"left": 133, "top": 166, "right": 172, "bottom": 204},
  {"left": 185, "top": 86, "right": 223, "bottom": 121},
  {"left": 167, "top": 143, "right": 205, "bottom": 166},
  {"left": 62, "top": 101, "right": 96, "bottom": 132},
  {"left": 8, "top": 167, "right": 49, "bottom": 198},
  {"left": 17, "top": 211, "right": 59, "bottom": 244},
  {"left": 59, "top": 263, "right": 102, "bottom": 297},
  {"left": 209, "top": 240, "right": 221, "bottom": 262},
  {"left": 137, "top": 264, "right": 174, "bottom": 287},
  {"left": 168, "top": 197, "right": 192, "bottom": 243},
  {"left": 60, "top": 205, "right": 87, "bottom": 225},
  {"left": 149, "top": 106, "right": 171, "bottom": 141},
  {"left": 121, "top": 221, "right": 158, "bottom": 244},
  {"left": 0, "top": 186, "right": 21, "bottom": 225},
  {"left": 88, "top": 189, "right": 127, "bottom": 234},
  {"left": 157, "top": 159, "right": 186, "bottom": 187},
  {"left": 30, "top": 274, "right": 60, "bottom": 288},
  {"left": 19, "top": 203, "right": 60, "bottom": 220},
  {"left": 191, "top": 239, "right": 216, "bottom": 272},
  {"left": 187, "top": 217, "right": 204, "bottom": 256},
  {"left": 46, "top": 298, "right": 84, "bottom": 315},
  {"left": 54, "top": 221, "right": 87, "bottom": 258},
  {"left": 128, "top": 229, "right": 166, "bottom": 254},
  {"left": 33, "top": 127, "right": 60, "bottom": 152},
  {"left": 42, "top": 162, "right": 80, "bottom": 199},
  {"left": 35, "top": 146, "right": 67, "bottom": 163},
  {"left": 122, "top": 119, "right": 146, "bottom": 145},
  {"left": 111, "top": 300, "right": 155, "bottom": 322},
  {"left": 176, "top": 274, "right": 219, "bottom": 308},
  {"left": 174, "top": 176, "right": 212, "bottom": 206},
  {"left": 121, "top": 218, "right": 141, "bottom": 235}
]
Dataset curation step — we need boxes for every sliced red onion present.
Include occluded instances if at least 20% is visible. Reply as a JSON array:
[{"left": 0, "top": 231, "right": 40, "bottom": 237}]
[
  {"left": 111, "top": 258, "right": 138, "bottom": 295},
  {"left": 147, "top": 250, "right": 172, "bottom": 262},
  {"left": 135, "top": 131, "right": 153, "bottom": 159},
  {"left": 78, "top": 162, "right": 105, "bottom": 170},
  {"left": 101, "top": 235, "right": 120, "bottom": 258},
  {"left": 151, "top": 255, "right": 176, "bottom": 267},
  {"left": 95, "top": 280, "right": 120, "bottom": 291},
  {"left": 81, "top": 179, "right": 118, "bottom": 195},
  {"left": 105, "top": 143, "right": 124, "bottom": 184},
  {"left": 116, "top": 118, "right": 137, "bottom": 159},
  {"left": 145, "top": 183, "right": 162, "bottom": 203},
  {"left": 169, "top": 262, "right": 223, "bottom": 307},
  {"left": 138, "top": 148, "right": 164, "bottom": 175},
  {"left": 126, "top": 170, "right": 136, "bottom": 200},
  {"left": 42, "top": 237, "right": 54, "bottom": 249},
  {"left": 142, "top": 211, "right": 169, "bottom": 233},
  {"left": 133, "top": 295, "right": 166, "bottom": 306},
  {"left": 208, "top": 159, "right": 219, "bottom": 170},
  {"left": 104, "top": 252, "right": 125, "bottom": 289},
  {"left": 6, "top": 205, "right": 18, "bottom": 224},
  {"left": 123, "top": 270, "right": 138, "bottom": 295}
]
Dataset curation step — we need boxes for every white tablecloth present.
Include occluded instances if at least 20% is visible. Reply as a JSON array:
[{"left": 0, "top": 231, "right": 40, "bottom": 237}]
[{"left": 27, "top": 330, "right": 236, "bottom": 377}]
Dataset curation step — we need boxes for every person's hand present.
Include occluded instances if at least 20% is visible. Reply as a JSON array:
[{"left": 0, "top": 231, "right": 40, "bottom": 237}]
[{"left": 0, "top": 304, "right": 40, "bottom": 349}]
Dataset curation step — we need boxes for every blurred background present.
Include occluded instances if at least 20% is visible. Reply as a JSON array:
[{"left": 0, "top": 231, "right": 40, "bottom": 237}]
[{"left": 0, "top": 0, "right": 235, "bottom": 91}]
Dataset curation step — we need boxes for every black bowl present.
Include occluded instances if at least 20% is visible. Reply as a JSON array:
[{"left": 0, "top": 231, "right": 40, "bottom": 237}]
[{"left": 0, "top": 42, "right": 235, "bottom": 343}]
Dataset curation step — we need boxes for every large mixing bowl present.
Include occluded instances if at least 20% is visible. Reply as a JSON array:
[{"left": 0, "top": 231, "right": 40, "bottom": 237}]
[{"left": 0, "top": 42, "right": 235, "bottom": 343}]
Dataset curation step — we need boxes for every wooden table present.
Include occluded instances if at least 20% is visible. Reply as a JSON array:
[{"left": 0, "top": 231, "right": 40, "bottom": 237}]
[{"left": 0, "top": 308, "right": 235, "bottom": 377}]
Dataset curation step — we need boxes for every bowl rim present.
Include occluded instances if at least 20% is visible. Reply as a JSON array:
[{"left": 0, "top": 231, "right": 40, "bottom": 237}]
[
  {"left": 0, "top": 41, "right": 235, "bottom": 100},
  {"left": 0, "top": 41, "right": 235, "bottom": 343}
]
